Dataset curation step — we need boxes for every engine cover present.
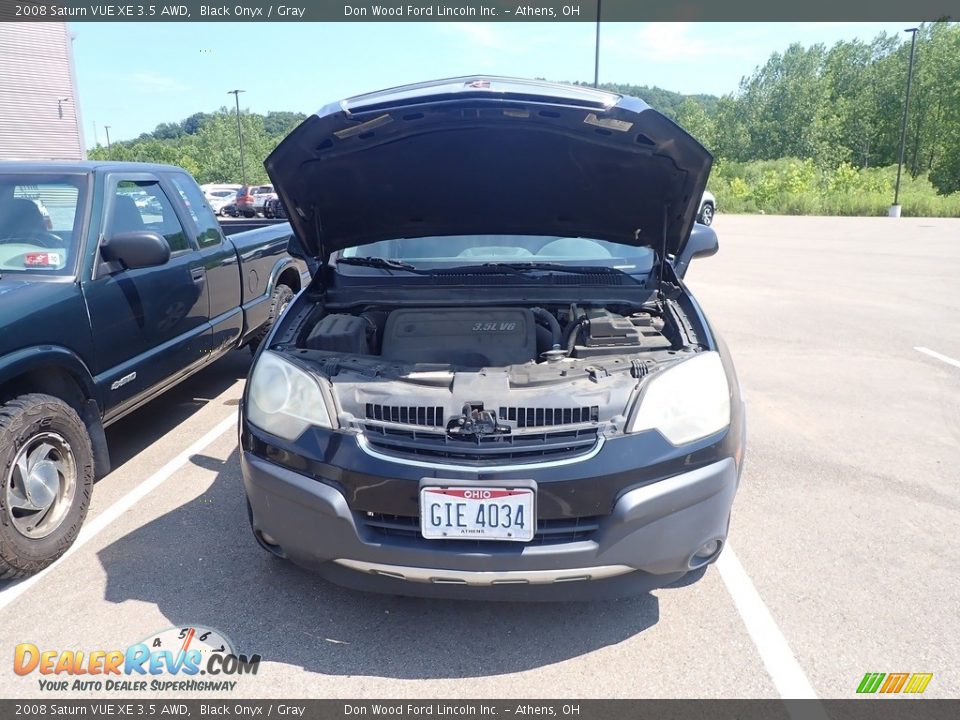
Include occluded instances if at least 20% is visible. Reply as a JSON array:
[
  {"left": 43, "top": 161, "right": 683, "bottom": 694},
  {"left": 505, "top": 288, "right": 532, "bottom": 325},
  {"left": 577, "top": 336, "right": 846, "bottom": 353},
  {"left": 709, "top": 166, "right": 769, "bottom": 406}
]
[{"left": 381, "top": 307, "right": 537, "bottom": 367}]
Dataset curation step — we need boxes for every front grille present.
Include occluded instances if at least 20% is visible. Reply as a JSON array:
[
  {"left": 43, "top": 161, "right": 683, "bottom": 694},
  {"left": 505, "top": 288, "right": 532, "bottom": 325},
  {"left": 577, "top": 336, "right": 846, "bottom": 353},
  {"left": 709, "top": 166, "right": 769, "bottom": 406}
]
[
  {"left": 361, "top": 425, "right": 599, "bottom": 465},
  {"left": 499, "top": 406, "right": 599, "bottom": 428},
  {"left": 365, "top": 403, "right": 444, "bottom": 427},
  {"left": 361, "top": 512, "right": 601, "bottom": 546}
]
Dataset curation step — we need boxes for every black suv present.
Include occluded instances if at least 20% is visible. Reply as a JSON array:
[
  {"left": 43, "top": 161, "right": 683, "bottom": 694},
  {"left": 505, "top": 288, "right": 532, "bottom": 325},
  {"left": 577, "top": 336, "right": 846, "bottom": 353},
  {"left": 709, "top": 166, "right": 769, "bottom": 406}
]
[
  {"left": 263, "top": 197, "right": 287, "bottom": 219},
  {"left": 239, "top": 77, "right": 745, "bottom": 600}
]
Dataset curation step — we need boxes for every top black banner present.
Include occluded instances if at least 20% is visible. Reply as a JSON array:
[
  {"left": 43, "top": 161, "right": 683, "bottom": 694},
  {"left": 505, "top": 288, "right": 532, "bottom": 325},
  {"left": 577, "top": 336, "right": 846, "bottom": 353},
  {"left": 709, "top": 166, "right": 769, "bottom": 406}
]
[{"left": 0, "top": 0, "right": 956, "bottom": 22}]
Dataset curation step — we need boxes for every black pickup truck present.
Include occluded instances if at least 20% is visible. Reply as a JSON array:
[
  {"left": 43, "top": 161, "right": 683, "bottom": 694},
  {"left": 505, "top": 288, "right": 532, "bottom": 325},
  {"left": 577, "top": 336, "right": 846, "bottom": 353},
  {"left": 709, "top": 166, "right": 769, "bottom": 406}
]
[{"left": 0, "top": 161, "right": 307, "bottom": 578}]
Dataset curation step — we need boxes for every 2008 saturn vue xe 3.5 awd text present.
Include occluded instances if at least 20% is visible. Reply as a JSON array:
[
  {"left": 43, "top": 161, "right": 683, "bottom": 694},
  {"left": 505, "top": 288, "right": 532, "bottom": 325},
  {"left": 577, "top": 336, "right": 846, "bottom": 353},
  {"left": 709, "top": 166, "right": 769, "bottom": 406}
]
[{"left": 239, "top": 77, "right": 746, "bottom": 600}]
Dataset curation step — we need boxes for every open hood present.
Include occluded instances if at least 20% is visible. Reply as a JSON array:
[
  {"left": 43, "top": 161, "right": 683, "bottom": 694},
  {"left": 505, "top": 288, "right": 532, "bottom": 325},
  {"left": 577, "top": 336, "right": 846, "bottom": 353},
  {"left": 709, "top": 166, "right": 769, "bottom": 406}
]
[{"left": 265, "top": 77, "right": 712, "bottom": 264}]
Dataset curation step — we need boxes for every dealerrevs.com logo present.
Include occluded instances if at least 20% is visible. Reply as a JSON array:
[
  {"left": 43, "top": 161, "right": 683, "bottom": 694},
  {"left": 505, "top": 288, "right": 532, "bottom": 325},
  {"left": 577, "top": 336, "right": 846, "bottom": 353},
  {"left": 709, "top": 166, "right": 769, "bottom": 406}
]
[
  {"left": 856, "top": 672, "right": 933, "bottom": 694},
  {"left": 13, "top": 626, "right": 261, "bottom": 692}
]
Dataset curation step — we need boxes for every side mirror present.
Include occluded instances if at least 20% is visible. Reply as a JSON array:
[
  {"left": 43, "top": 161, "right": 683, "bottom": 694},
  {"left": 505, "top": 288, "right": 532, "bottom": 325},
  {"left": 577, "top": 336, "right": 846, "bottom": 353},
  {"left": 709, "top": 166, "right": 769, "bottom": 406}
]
[
  {"left": 673, "top": 223, "right": 718, "bottom": 279},
  {"left": 101, "top": 230, "right": 171, "bottom": 270},
  {"left": 287, "top": 233, "right": 319, "bottom": 276}
]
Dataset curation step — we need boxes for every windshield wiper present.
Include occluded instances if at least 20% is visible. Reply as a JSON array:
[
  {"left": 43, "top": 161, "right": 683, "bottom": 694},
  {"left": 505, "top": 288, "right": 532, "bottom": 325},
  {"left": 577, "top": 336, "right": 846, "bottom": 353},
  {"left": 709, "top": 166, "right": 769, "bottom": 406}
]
[
  {"left": 336, "top": 256, "right": 426, "bottom": 273},
  {"left": 335, "top": 258, "right": 638, "bottom": 281},
  {"left": 433, "top": 262, "right": 627, "bottom": 276}
]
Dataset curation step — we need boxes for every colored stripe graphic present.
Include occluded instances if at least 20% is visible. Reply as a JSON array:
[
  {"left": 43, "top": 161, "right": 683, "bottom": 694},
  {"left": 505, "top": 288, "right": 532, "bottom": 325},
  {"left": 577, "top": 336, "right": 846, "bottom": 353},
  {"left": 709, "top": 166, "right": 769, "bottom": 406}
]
[
  {"left": 880, "top": 673, "right": 910, "bottom": 693},
  {"left": 856, "top": 673, "right": 885, "bottom": 693},
  {"left": 903, "top": 673, "right": 933, "bottom": 694},
  {"left": 857, "top": 672, "right": 933, "bottom": 694}
]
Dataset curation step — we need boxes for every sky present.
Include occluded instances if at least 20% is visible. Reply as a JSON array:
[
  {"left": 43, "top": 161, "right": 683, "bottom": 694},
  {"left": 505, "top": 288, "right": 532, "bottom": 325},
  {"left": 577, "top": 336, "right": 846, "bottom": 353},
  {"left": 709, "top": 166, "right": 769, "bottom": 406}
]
[{"left": 70, "top": 21, "right": 921, "bottom": 146}]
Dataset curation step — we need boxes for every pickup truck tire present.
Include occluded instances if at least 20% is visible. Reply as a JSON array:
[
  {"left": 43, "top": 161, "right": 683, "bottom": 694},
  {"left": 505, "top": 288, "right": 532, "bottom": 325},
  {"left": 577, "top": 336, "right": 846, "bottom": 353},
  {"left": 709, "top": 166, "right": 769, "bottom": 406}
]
[
  {"left": 248, "top": 283, "right": 294, "bottom": 353},
  {"left": 698, "top": 202, "right": 715, "bottom": 226},
  {"left": 0, "top": 394, "right": 94, "bottom": 579}
]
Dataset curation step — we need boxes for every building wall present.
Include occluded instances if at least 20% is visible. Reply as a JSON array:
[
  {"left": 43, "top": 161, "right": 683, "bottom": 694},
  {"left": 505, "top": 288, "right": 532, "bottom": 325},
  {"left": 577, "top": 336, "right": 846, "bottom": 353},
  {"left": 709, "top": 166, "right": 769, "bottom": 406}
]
[{"left": 0, "top": 22, "right": 85, "bottom": 160}]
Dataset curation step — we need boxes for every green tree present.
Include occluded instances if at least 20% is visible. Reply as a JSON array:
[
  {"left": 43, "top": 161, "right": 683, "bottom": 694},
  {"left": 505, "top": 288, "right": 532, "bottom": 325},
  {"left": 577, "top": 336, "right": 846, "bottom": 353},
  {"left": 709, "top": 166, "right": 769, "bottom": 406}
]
[{"left": 675, "top": 98, "right": 716, "bottom": 151}]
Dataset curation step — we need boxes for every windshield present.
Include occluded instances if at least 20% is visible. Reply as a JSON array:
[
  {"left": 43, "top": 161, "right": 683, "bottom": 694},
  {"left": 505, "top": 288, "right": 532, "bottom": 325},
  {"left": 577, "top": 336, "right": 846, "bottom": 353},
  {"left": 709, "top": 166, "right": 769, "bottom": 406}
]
[
  {"left": 338, "top": 235, "right": 656, "bottom": 273},
  {"left": 0, "top": 174, "right": 87, "bottom": 276}
]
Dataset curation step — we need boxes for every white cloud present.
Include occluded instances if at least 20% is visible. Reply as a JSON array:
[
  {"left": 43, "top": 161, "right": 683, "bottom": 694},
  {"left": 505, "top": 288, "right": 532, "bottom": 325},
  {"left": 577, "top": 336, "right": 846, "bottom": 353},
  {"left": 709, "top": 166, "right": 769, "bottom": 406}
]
[
  {"left": 441, "top": 23, "right": 504, "bottom": 49},
  {"left": 600, "top": 23, "right": 756, "bottom": 63}
]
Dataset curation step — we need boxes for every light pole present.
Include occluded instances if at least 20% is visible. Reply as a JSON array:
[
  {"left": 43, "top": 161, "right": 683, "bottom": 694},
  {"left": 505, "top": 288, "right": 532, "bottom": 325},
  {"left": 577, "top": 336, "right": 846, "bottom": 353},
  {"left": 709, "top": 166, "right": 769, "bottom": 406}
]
[
  {"left": 228, "top": 89, "right": 247, "bottom": 187},
  {"left": 891, "top": 27, "right": 919, "bottom": 217},
  {"left": 104, "top": 125, "right": 112, "bottom": 159},
  {"left": 593, "top": 0, "right": 601, "bottom": 88}
]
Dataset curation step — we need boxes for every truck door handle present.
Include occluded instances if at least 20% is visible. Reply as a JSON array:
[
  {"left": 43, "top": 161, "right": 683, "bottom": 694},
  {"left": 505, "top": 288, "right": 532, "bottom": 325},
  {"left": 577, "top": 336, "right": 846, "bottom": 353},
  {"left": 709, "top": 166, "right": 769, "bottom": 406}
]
[{"left": 190, "top": 267, "right": 206, "bottom": 285}]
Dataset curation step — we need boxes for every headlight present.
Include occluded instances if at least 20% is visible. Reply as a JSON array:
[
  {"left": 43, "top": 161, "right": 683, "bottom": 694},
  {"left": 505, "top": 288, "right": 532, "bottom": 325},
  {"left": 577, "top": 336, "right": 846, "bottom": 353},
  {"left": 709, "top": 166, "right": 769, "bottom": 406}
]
[
  {"left": 247, "top": 350, "right": 335, "bottom": 440},
  {"left": 627, "top": 351, "right": 730, "bottom": 445}
]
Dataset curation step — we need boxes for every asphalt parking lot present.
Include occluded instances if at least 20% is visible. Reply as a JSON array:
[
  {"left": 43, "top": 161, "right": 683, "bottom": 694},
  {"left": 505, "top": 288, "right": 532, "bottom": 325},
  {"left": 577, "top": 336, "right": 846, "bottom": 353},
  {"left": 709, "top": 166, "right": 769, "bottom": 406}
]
[{"left": 1, "top": 215, "right": 958, "bottom": 700}]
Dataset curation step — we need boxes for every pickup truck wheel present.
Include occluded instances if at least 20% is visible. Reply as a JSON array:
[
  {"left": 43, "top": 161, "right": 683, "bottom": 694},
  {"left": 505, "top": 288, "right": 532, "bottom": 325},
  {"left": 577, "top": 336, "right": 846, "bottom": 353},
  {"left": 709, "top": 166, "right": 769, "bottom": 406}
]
[
  {"left": 248, "top": 284, "right": 294, "bottom": 353},
  {"left": 0, "top": 394, "right": 94, "bottom": 579},
  {"left": 698, "top": 203, "right": 715, "bottom": 226}
]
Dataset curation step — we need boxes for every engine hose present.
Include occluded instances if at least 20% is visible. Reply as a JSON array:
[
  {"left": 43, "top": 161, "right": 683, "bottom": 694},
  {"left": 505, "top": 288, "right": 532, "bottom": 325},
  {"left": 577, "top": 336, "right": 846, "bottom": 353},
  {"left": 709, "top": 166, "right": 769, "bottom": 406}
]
[
  {"left": 563, "top": 316, "right": 588, "bottom": 353},
  {"left": 530, "top": 307, "right": 562, "bottom": 349}
]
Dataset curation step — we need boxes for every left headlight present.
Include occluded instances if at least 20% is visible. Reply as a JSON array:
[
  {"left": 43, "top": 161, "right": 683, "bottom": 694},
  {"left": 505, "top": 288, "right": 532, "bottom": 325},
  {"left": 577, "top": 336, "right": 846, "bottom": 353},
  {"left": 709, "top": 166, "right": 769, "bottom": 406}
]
[
  {"left": 247, "top": 350, "right": 335, "bottom": 440},
  {"left": 627, "top": 351, "right": 730, "bottom": 445}
]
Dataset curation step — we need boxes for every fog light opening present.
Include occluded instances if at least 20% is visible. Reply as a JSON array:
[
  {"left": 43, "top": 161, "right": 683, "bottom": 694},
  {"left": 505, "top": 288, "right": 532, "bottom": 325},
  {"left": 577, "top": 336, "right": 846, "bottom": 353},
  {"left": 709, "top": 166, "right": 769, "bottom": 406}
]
[
  {"left": 689, "top": 538, "right": 724, "bottom": 568},
  {"left": 254, "top": 529, "right": 286, "bottom": 558}
]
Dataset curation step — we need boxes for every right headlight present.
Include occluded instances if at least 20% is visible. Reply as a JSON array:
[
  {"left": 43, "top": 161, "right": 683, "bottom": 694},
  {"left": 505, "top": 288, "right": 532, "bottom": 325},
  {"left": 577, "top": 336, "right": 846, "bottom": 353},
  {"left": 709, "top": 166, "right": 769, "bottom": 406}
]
[
  {"left": 247, "top": 350, "right": 335, "bottom": 440},
  {"left": 627, "top": 351, "right": 730, "bottom": 445}
]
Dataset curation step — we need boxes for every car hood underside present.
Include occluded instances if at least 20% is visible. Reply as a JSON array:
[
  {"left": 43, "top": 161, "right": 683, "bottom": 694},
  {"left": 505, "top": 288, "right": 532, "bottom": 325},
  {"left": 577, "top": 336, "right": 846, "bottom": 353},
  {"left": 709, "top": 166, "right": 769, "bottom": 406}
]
[{"left": 265, "top": 77, "right": 713, "bottom": 263}]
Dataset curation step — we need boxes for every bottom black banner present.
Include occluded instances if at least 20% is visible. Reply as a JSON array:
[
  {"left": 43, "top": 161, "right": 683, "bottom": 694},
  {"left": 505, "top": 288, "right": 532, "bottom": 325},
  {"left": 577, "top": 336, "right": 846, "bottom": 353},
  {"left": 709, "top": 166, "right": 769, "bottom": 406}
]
[{"left": 2, "top": 700, "right": 958, "bottom": 720}]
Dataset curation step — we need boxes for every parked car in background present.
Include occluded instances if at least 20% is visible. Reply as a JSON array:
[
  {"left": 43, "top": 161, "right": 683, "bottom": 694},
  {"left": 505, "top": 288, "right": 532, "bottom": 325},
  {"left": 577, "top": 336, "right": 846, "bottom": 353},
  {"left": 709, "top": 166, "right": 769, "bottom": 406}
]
[
  {"left": 235, "top": 184, "right": 275, "bottom": 218},
  {"left": 698, "top": 190, "right": 717, "bottom": 225},
  {"left": 206, "top": 189, "right": 237, "bottom": 215},
  {"left": 263, "top": 197, "right": 287, "bottom": 219},
  {"left": 252, "top": 189, "right": 277, "bottom": 216},
  {"left": 201, "top": 183, "right": 241, "bottom": 198},
  {"left": 133, "top": 191, "right": 163, "bottom": 216},
  {"left": 240, "top": 77, "right": 744, "bottom": 601},
  {"left": 0, "top": 161, "right": 308, "bottom": 578}
]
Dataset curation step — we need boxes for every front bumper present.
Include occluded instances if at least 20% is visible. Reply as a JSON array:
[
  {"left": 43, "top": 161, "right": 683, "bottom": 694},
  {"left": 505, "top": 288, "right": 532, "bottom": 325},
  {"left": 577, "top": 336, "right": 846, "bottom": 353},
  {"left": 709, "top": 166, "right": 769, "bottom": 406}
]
[{"left": 241, "top": 449, "right": 739, "bottom": 600}]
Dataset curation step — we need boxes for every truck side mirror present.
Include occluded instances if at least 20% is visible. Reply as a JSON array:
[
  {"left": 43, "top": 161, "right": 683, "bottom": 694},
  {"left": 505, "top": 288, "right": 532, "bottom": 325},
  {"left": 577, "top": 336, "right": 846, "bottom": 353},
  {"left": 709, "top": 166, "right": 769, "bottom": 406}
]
[
  {"left": 286, "top": 233, "right": 319, "bottom": 276},
  {"left": 672, "top": 223, "right": 718, "bottom": 279},
  {"left": 101, "top": 230, "right": 171, "bottom": 270}
]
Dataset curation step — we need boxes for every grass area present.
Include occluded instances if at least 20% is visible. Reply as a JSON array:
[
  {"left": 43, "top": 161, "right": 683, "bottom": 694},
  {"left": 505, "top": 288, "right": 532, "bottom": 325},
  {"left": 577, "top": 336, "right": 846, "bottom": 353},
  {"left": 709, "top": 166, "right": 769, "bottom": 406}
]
[{"left": 710, "top": 159, "right": 960, "bottom": 218}]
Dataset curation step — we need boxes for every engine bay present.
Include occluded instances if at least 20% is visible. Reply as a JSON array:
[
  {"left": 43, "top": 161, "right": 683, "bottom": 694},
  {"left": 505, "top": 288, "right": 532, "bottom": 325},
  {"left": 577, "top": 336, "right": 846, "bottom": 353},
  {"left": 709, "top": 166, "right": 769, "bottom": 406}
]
[{"left": 299, "top": 303, "right": 680, "bottom": 368}]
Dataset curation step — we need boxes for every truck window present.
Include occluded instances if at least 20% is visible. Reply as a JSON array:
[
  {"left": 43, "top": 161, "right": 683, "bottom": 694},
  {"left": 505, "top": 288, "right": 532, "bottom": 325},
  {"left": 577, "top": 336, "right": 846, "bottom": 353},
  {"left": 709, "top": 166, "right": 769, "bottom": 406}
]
[
  {"left": 0, "top": 174, "right": 85, "bottom": 275},
  {"left": 112, "top": 180, "right": 190, "bottom": 254},
  {"left": 169, "top": 174, "right": 222, "bottom": 248}
]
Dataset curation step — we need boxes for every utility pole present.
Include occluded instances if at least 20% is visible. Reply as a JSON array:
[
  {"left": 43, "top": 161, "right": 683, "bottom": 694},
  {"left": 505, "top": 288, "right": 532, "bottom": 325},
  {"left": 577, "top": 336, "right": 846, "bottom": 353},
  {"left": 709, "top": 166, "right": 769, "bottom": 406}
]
[
  {"left": 104, "top": 125, "right": 112, "bottom": 159},
  {"left": 228, "top": 89, "right": 247, "bottom": 187},
  {"left": 891, "top": 27, "right": 919, "bottom": 217},
  {"left": 593, "top": 0, "right": 601, "bottom": 88}
]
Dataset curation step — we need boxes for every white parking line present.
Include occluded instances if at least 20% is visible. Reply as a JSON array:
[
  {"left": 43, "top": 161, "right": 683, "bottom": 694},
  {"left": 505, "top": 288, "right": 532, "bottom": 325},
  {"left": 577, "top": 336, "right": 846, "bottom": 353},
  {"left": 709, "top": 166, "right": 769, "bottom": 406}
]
[
  {"left": 915, "top": 346, "right": 960, "bottom": 369},
  {"left": 0, "top": 412, "right": 237, "bottom": 613},
  {"left": 716, "top": 545, "right": 819, "bottom": 700}
]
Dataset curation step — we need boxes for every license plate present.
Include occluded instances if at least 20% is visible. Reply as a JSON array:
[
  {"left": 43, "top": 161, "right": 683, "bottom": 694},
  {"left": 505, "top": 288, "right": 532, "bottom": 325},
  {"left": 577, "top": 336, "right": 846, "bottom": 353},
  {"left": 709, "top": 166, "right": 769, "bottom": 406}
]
[{"left": 420, "top": 487, "right": 535, "bottom": 542}]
